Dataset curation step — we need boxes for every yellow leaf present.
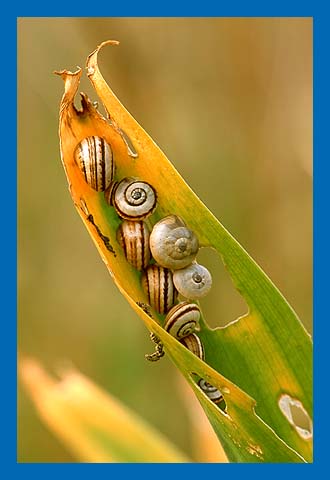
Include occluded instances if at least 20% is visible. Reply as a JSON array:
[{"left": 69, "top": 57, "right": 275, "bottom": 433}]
[
  {"left": 19, "top": 358, "right": 190, "bottom": 463},
  {"left": 54, "top": 41, "right": 310, "bottom": 463}
]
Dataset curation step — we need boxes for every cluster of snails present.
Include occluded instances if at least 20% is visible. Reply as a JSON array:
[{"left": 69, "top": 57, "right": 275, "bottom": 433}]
[{"left": 74, "top": 136, "right": 224, "bottom": 408}]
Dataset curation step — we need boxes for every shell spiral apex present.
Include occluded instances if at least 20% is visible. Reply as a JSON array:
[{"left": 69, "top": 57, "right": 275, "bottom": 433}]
[
  {"left": 112, "top": 177, "right": 157, "bottom": 220},
  {"left": 149, "top": 215, "right": 199, "bottom": 270},
  {"left": 164, "top": 301, "right": 201, "bottom": 339},
  {"left": 173, "top": 263, "right": 212, "bottom": 299}
]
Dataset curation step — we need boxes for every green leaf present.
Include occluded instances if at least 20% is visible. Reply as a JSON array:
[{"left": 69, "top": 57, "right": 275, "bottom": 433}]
[{"left": 55, "top": 40, "right": 312, "bottom": 463}]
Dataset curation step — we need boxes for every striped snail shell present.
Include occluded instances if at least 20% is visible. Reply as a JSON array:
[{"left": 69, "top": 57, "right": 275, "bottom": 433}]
[
  {"left": 198, "top": 379, "right": 224, "bottom": 404},
  {"left": 180, "top": 333, "right": 205, "bottom": 360},
  {"left": 74, "top": 136, "right": 114, "bottom": 191},
  {"left": 149, "top": 215, "right": 199, "bottom": 270},
  {"left": 164, "top": 301, "right": 201, "bottom": 339},
  {"left": 173, "top": 263, "right": 212, "bottom": 299},
  {"left": 112, "top": 177, "right": 157, "bottom": 220},
  {"left": 116, "top": 220, "right": 151, "bottom": 271},
  {"left": 141, "top": 265, "right": 177, "bottom": 314},
  {"left": 104, "top": 181, "right": 117, "bottom": 206}
]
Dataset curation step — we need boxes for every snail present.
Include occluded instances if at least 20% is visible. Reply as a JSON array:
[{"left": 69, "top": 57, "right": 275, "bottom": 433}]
[
  {"left": 180, "top": 333, "right": 205, "bottom": 360},
  {"left": 141, "top": 265, "right": 177, "bottom": 314},
  {"left": 111, "top": 177, "right": 157, "bottom": 220},
  {"left": 74, "top": 136, "right": 114, "bottom": 191},
  {"left": 145, "top": 331, "right": 204, "bottom": 363},
  {"left": 117, "top": 220, "right": 151, "bottom": 271},
  {"left": 164, "top": 301, "right": 201, "bottom": 339},
  {"left": 149, "top": 215, "right": 199, "bottom": 270},
  {"left": 173, "top": 262, "right": 212, "bottom": 299},
  {"left": 145, "top": 302, "right": 201, "bottom": 362},
  {"left": 198, "top": 379, "right": 225, "bottom": 406}
]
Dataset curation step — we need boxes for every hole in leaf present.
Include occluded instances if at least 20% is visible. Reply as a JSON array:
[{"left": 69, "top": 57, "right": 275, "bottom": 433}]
[
  {"left": 278, "top": 394, "right": 312, "bottom": 440},
  {"left": 196, "top": 247, "right": 248, "bottom": 328},
  {"left": 192, "top": 373, "right": 227, "bottom": 413}
]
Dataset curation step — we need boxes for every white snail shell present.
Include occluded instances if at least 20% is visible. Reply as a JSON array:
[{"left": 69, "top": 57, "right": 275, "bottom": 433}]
[
  {"left": 149, "top": 215, "right": 199, "bottom": 270},
  {"left": 141, "top": 265, "right": 177, "bottom": 314},
  {"left": 74, "top": 136, "right": 114, "bottom": 191},
  {"left": 180, "top": 333, "right": 205, "bottom": 360},
  {"left": 117, "top": 220, "right": 151, "bottom": 271},
  {"left": 112, "top": 177, "right": 157, "bottom": 220},
  {"left": 164, "top": 301, "right": 200, "bottom": 339},
  {"left": 198, "top": 379, "right": 224, "bottom": 404},
  {"left": 173, "top": 263, "right": 212, "bottom": 299}
]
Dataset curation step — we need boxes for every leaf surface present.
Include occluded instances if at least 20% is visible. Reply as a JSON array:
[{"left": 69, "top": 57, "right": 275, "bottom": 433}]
[{"left": 55, "top": 41, "right": 312, "bottom": 462}]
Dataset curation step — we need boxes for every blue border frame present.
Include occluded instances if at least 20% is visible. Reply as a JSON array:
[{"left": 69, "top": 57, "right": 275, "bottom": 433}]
[{"left": 11, "top": 3, "right": 324, "bottom": 476}]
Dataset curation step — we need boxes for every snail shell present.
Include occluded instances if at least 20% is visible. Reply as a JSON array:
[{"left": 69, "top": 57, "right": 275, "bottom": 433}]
[
  {"left": 149, "top": 215, "right": 199, "bottom": 270},
  {"left": 141, "top": 265, "right": 177, "bottom": 314},
  {"left": 180, "top": 333, "right": 205, "bottom": 360},
  {"left": 173, "top": 263, "right": 212, "bottom": 299},
  {"left": 117, "top": 220, "right": 151, "bottom": 271},
  {"left": 104, "top": 181, "right": 117, "bottom": 206},
  {"left": 198, "top": 379, "right": 224, "bottom": 404},
  {"left": 74, "top": 136, "right": 114, "bottom": 191},
  {"left": 164, "top": 301, "right": 200, "bottom": 339},
  {"left": 112, "top": 177, "right": 157, "bottom": 220}
]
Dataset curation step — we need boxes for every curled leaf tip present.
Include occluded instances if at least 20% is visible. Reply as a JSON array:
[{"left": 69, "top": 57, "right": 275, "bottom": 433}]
[
  {"left": 55, "top": 68, "right": 83, "bottom": 112},
  {"left": 98, "top": 39, "right": 120, "bottom": 48},
  {"left": 87, "top": 40, "right": 120, "bottom": 71},
  {"left": 54, "top": 67, "right": 82, "bottom": 80}
]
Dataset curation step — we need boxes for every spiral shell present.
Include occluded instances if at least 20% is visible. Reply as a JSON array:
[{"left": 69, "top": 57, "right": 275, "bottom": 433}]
[
  {"left": 74, "top": 136, "right": 114, "bottom": 191},
  {"left": 141, "top": 265, "right": 177, "bottom": 314},
  {"left": 112, "top": 177, "right": 157, "bottom": 220},
  {"left": 117, "top": 220, "right": 151, "bottom": 271},
  {"left": 180, "top": 333, "right": 205, "bottom": 360},
  {"left": 198, "top": 379, "right": 224, "bottom": 404},
  {"left": 149, "top": 215, "right": 199, "bottom": 270},
  {"left": 173, "top": 263, "right": 212, "bottom": 299},
  {"left": 164, "top": 302, "right": 200, "bottom": 339},
  {"left": 104, "top": 181, "right": 117, "bottom": 206}
]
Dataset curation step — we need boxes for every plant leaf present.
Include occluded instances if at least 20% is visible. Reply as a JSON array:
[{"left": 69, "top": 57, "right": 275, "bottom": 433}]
[
  {"left": 19, "top": 358, "right": 190, "bottom": 463},
  {"left": 177, "top": 375, "right": 229, "bottom": 463},
  {"left": 55, "top": 40, "right": 312, "bottom": 462}
]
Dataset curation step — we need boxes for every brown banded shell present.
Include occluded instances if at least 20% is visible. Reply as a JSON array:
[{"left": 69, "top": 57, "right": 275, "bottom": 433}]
[
  {"left": 141, "top": 265, "right": 177, "bottom": 314},
  {"left": 149, "top": 215, "right": 199, "bottom": 270},
  {"left": 117, "top": 220, "right": 151, "bottom": 271},
  {"left": 164, "top": 302, "right": 201, "bottom": 339},
  {"left": 74, "top": 136, "right": 114, "bottom": 191},
  {"left": 112, "top": 177, "right": 157, "bottom": 220},
  {"left": 180, "top": 333, "right": 204, "bottom": 360},
  {"left": 173, "top": 263, "right": 212, "bottom": 299},
  {"left": 104, "top": 181, "right": 117, "bottom": 206},
  {"left": 198, "top": 379, "right": 224, "bottom": 404}
]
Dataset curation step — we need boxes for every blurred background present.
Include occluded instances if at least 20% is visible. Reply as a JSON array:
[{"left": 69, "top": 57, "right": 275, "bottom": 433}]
[{"left": 18, "top": 17, "right": 312, "bottom": 462}]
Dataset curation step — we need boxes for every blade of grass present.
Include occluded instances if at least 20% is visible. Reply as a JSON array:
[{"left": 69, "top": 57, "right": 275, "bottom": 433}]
[
  {"left": 19, "top": 358, "right": 190, "bottom": 463},
  {"left": 54, "top": 40, "right": 312, "bottom": 462}
]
